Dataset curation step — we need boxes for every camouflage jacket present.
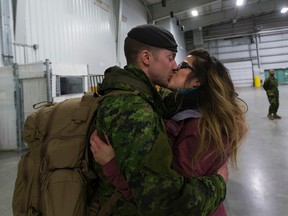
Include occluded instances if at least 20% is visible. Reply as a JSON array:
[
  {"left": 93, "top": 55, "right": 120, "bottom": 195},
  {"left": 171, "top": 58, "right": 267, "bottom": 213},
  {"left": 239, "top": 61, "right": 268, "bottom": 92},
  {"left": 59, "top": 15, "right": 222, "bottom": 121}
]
[
  {"left": 93, "top": 64, "right": 226, "bottom": 216},
  {"left": 263, "top": 76, "right": 278, "bottom": 94}
]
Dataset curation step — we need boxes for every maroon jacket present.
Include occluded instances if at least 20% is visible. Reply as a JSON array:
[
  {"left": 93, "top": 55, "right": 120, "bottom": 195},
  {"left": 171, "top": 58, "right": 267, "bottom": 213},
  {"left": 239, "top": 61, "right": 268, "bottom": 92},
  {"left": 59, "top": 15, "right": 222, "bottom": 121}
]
[{"left": 165, "top": 113, "right": 229, "bottom": 216}]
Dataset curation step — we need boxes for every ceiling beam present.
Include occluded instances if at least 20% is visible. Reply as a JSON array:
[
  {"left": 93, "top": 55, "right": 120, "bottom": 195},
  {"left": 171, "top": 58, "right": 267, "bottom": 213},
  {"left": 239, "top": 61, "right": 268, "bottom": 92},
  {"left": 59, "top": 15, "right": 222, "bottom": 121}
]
[
  {"left": 150, "top": 0, "right": 219, "bottom": 21},
  {"left": 141, "top": 0, "right": 153, "bottom": 21},
  {"left": 182, "top": 0, "right": 288, "bottom": 31}
]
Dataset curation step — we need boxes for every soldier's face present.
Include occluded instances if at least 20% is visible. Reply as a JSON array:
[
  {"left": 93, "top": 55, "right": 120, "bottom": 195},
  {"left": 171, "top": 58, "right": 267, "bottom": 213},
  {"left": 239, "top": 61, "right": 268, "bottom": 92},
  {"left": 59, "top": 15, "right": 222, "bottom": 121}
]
[
  {"left": 148, "top": 49, "right": 177, "bottom": 88},
  {"left": 270, "top": 70, "right": 275, "bottom": 76}
]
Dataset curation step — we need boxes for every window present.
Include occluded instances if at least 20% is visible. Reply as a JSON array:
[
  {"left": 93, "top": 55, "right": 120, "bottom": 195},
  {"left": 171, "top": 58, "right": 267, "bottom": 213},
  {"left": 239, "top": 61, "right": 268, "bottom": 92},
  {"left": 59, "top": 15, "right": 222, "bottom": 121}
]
[{"left": 56, "top": 76, "right": 84, "bottom": 96}]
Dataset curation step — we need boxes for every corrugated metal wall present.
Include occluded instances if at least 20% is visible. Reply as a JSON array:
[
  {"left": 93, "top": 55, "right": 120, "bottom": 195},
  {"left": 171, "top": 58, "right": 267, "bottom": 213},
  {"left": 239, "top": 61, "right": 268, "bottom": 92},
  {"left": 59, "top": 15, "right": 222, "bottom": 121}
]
[
  {"left": 155, "top": 17, "right": 187, "bottom": 64},
  {"left": 6, "top": 0, "right": 190, "bottom": 73},
  {"left": 204, "top": 31, "right": 288, "bottom": 87},
  {"left": 14, "top": 0, "right": 118, "bottom": 74},
  {"left": 12, "top": 0, "right": 152, "bottom": 74},
  {"left": 18, "top": 62, "right": 48, "bottom": 120},
  {"left": 117, "top": 0, "right": 147, "bottom": 67},
  {"left": 205, "top": 38, "right": 254, "bottom": 87},
  {"left": 199, "top": 12, "right": 288, "bottom": 87},
  {"left": 224, "top": 61, "right": 253, "bottom": 87},
  {"left": 0, "top": 66, "right": 17, "bottom": 150},
  {"left": 259, "top": 32, "right": 288, "bottom": 70},
  {"left": 0, "top": 0, "right": 150, "bottom": 150}
]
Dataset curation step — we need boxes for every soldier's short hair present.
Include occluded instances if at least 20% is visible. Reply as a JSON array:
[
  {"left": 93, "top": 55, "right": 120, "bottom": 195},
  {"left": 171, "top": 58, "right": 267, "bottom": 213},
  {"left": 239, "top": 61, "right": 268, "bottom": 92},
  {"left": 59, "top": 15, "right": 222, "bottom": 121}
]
[{"left": 124, "top": 37, "right": 159, "bottom": 65}]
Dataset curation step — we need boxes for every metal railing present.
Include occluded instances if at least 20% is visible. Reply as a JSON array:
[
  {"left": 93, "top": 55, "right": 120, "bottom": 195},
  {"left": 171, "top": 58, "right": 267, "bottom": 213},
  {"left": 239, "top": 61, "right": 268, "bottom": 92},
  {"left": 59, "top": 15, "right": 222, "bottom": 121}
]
[{"left": 89, "top": 74, "right": 104, "bottom": 92}]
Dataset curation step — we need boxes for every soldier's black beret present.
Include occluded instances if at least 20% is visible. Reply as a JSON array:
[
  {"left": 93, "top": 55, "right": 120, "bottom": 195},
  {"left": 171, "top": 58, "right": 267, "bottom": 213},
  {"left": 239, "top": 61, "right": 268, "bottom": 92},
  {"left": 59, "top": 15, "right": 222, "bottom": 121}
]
[{"left": 127, "top": 24, "right": 178, "bottom": 52}]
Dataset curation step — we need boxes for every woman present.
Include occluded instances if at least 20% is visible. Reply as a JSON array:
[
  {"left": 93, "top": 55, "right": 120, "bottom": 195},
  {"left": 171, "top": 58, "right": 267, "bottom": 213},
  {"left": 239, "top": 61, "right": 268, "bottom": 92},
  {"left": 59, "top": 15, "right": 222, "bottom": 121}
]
[{"left": 90, "top": 49, "right": 248, "bottom": 215}]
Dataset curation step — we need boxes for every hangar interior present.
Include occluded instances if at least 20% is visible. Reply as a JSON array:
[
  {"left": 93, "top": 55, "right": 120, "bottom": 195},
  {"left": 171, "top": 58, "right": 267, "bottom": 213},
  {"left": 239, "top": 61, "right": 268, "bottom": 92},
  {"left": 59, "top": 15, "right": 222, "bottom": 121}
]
[{"left": 0, "top": 0, "right": 288, "bottom": 215}]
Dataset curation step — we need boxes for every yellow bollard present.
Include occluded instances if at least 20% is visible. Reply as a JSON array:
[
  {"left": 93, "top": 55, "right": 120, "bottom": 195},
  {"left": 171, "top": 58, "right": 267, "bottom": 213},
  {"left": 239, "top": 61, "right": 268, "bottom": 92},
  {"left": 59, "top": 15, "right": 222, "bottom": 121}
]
[{"left": 254, "top": 76, "right": 261, "bottom": 87}]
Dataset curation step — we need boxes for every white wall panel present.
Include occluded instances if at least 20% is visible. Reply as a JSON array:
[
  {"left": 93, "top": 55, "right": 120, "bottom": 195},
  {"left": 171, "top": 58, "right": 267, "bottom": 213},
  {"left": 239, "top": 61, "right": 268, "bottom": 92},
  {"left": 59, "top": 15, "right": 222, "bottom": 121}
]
[
  {"left": 259, "top": 32, "right": 288, "bottom": 42},
  {"left": 18, "top": 62, "right": 48, "bottom": 120},
  {"left": 261, "top": 63, "right": 288, "bottom": 71},
  {"left": 218, "top": 44, "right": 253, "bottom": 53},
  {"left": 205, "top": 41, "right": 253, "bottom": 87},
  {"left": 156, "top": 18, "right": 186, "bottom": 64},
  {"left": 22, "top": 78, "right": 48, "bottom": 120},
  {"left": 224, "top": 61, "right": 253, "bottom": 87},
  {"left": 260, "top": 40, "right": 288, "bottom": 49},
  {"left": 170, "top": 18, "right": 186, "bottom": 64},
  {"left": 258, "top": 33, "right": 288, "bottom": 71},
  {"left": 219, "top": 51, "right": 251, "bottom": 60},
  {"left": 282, "top": 33, "right": 288, "bottom": 40},
  {"left": 15, "top": 0, "right": 118, "bottom": 75},
  {"left": 261, "top": 47, "right": 288, "bottom": 56},
  {"left": 218, "top": 40, "right": 232, "bottom": 47},
  {"left": 261, "top": 54, "right": 288, "bottom": 63},
  {"left": 206, "top": 39, "right": 254, "bottom": 87},
  {"left": 118, "top": 0, "right": 147, "bottom": 67},
  {"left": 0, "top": 66, "right": 17, "bottom": 150},
  {"left": 205, "top": 31, "right": 288, "bottom": 87},
  {"left": 18, "top": 61, "right": 45, "bottom": 79}
]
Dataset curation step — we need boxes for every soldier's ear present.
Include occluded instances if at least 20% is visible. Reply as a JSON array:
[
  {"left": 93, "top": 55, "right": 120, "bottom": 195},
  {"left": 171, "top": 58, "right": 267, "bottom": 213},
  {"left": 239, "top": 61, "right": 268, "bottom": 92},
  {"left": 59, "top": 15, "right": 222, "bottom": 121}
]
[{"left": 140, "top": 50, "right": 151, "bottom": 66}]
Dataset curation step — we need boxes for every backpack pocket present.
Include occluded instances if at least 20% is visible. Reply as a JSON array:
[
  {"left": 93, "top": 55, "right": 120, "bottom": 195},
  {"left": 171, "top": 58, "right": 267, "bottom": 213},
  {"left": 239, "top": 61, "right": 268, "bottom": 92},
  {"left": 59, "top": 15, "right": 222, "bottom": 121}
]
[
  {"left": 12, "top": 150, "right": 41, "bottom": 216},
  {"left": 42, "top": 168, "right": 88, "bottom": 216},
  {"left": 45, "top": 135, "right": 86, "bottom": 169}
]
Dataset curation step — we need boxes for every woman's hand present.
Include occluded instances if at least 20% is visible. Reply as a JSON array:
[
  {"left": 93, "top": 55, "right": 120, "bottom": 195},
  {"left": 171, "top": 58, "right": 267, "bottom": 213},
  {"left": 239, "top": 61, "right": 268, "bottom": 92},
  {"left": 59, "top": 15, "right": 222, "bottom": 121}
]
[{"left": 90, "top": 130, "right": 115, "bottom": 166}]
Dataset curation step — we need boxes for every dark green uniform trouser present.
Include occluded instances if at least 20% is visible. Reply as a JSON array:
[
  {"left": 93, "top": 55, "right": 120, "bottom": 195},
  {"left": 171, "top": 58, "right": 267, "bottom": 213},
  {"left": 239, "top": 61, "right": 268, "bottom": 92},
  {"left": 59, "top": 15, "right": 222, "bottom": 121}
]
[{"left": 267, "top": 91, "right": 279, "bottom": 114}]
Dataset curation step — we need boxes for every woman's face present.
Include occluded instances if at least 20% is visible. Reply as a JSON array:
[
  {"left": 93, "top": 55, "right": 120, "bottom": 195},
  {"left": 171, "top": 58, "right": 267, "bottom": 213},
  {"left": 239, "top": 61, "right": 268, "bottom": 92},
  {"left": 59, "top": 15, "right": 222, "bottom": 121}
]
[{"left": 167, "top": 55, "right": 200, "bottom": 90}]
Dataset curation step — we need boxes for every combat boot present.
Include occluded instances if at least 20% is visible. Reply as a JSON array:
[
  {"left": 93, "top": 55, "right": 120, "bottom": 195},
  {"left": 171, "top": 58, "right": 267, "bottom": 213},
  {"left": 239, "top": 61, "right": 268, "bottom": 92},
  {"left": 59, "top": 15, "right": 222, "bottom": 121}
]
[
  {"left": 267, "top": 113, "right": 274, "bottom": 120},
  {"left": 274, "top": 113, "right": 281, "bottom": 119}
]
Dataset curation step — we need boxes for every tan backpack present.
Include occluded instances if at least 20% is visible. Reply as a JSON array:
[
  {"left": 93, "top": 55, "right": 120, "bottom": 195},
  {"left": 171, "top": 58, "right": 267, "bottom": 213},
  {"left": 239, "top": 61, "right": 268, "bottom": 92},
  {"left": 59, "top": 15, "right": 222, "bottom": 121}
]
[{"left": 12, "top": 91, "right": 122, "bottom": 216}]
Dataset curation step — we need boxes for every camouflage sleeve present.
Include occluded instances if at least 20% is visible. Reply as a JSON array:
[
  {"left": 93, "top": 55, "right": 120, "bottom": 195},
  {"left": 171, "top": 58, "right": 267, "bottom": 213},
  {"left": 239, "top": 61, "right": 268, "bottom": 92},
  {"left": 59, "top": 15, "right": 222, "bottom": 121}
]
[
  {"left": 265, "top": 78, "right": 270, "bottom": 90},
  {"left": 263, "top": 79, "right": 268, "bottom": 91},
  {"left": 102, "top": 158, "right": 133, "bottom": 200},
  {"left": 96, "top": 94, "right": 226, "bottom": 215}
]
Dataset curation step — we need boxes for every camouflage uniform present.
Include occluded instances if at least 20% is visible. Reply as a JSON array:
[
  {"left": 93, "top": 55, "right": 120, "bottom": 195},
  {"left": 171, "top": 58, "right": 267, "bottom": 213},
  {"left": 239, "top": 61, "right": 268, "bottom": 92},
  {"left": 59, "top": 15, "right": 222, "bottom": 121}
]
[
  {"left": 263, "top": 76, "right": 279, "bottom": 115},
  {"left": 93, "top": 64, "right": 226, "bottom": 216}
]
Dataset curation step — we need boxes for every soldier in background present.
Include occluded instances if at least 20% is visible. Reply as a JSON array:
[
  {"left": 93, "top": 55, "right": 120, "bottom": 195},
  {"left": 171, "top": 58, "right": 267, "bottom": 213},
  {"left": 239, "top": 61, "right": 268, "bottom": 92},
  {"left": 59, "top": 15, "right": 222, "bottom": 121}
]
[
  {"left": 263, "top": 69, "right": 281, "bottom": 120},
  {"left": 90, "top": 24, "right": 227, "bottom": 215}
]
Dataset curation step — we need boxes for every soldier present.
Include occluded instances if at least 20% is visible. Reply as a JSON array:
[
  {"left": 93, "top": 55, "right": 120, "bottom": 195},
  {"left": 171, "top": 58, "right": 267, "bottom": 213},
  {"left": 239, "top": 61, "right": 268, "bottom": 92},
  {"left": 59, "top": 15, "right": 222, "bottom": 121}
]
[
  {"left": 263, "top": 69, "right": 281, "bottom": 120},
  {"left": 91, "top": 24, "right": 227, "bottom": 215}
]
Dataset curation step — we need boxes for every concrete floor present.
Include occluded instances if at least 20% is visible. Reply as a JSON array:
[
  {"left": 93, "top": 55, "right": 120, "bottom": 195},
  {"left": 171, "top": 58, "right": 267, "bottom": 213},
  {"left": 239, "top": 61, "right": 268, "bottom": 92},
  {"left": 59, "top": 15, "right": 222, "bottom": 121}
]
[{"left": 1, "top": 86, "right": 288, "bottom": 216}]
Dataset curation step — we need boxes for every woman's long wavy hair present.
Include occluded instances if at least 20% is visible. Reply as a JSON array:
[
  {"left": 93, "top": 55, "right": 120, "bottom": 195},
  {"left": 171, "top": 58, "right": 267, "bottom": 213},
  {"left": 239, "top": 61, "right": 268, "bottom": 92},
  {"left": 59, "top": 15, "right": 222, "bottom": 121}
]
[{"left": 186, "top": 49, "right": 248, "bottom": 169}]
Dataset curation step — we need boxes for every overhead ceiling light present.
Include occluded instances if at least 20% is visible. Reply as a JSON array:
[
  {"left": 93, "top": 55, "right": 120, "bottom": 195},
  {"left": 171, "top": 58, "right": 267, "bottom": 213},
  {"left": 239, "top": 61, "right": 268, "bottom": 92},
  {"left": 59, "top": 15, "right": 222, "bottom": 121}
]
[
  {"left": 191, "top": 10, "right": 198, "bottom": 17},
  {"left": 281, "top": 7, "right": 288, "bottom": 13},
  {"left": 236, "top": 0, "right": 244, "bottom": 6}
]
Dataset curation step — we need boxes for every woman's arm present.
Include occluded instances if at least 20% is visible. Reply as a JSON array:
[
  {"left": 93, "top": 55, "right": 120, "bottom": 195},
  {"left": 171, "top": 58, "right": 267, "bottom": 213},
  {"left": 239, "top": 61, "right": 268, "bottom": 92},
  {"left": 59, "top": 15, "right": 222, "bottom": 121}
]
[{"left": 90, "top": 130, "right": 132, "bottom": 200}]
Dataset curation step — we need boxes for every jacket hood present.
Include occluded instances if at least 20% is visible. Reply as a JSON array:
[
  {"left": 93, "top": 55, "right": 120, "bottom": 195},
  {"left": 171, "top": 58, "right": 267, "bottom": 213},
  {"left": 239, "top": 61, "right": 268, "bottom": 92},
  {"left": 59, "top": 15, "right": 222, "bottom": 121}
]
[
  {"left": 99, "top": 64, "right": 166, "bottom": 117},
  {"left": 99, "top": 65, "right": 153, "bottom": 94}
]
